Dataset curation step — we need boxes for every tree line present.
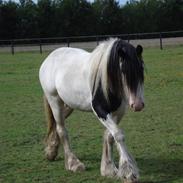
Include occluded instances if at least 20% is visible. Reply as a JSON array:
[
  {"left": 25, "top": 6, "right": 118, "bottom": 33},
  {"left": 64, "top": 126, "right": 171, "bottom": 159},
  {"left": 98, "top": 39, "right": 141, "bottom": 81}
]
[{"left": 0, "top": 0, "right": 183, "bottom": 40}]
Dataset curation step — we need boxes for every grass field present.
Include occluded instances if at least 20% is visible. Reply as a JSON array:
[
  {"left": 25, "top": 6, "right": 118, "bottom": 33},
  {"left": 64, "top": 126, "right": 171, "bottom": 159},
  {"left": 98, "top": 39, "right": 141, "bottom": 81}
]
[{"left": 0, "top": 46, "right": 183, "bottom": 183}]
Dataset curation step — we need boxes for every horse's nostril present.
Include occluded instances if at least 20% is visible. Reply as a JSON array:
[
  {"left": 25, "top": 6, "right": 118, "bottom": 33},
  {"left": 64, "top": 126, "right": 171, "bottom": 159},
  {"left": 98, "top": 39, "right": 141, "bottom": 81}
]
[{"left": 142, "top": 102, "right": 145, "bottom": 108}]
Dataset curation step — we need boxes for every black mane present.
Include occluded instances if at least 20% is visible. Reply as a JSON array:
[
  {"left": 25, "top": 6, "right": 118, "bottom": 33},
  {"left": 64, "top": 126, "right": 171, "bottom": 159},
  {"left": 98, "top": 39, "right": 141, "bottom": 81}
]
[
  {"left": 92, "top": 39, "right": 144, "bottom": 120},
  {"left": 108, "top": 39, "right": 144, "bottom": 96}
]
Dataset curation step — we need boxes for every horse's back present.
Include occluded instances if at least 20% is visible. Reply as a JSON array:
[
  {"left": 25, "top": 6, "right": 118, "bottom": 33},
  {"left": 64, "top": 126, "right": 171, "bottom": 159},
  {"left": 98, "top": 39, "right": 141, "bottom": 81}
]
[
  {"left": 39, "top": 47, "right": 92, "bottom": 111},
  {"left": 41, "top": 47, "right": 90, "bottom": 69}
]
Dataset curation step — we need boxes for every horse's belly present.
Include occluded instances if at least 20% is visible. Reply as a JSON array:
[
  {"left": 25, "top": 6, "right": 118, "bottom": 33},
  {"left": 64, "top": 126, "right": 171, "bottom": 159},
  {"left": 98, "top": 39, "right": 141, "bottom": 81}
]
[
  {"left": 58, "top": 89, "right": 92, "bottom": 111},
  {"left": 64, "top": 95, "right": 91, "bottom": 111}
]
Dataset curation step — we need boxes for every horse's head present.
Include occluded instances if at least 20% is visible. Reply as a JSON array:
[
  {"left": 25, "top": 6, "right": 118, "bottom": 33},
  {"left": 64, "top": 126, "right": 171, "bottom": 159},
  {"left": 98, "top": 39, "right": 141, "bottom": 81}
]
[
  {"left": 108, "top": 39, "right": 144, "bottom": 112},
  {"left": 121, "top": 43, "right": 144, "bottom": 112}
]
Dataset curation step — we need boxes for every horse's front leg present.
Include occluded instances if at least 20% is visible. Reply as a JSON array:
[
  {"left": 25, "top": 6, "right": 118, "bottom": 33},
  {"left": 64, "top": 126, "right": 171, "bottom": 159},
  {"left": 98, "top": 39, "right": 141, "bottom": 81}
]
[
  {"left": 101, "top": 129, "right": 118, "bottom": 177},
  {"left": 105, "top": 115, "right": 139, "bottom": 183},
  {"left": 116, "top": 131, "right": 139, "bottom": 183},
  {"left": 93, "top": 105, "right": 139, "bottom": 183}
]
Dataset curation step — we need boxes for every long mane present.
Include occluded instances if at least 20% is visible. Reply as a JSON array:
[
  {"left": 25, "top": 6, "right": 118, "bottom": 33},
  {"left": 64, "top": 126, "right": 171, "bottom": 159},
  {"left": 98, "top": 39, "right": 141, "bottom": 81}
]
[
  {"left": 90, "top": 38, "right": 117, "bottom": 100},
  {"left": 90, "top": 38, "right": 144, "bottom": 102}
]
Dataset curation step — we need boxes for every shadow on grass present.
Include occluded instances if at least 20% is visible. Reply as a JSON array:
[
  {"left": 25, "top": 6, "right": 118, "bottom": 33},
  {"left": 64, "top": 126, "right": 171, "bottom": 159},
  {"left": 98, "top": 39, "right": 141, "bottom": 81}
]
[
  {"left": 138, "top": 158, "right": 183, "bottom": 183},
  {"left": 81, "top": 153, "right": 183, "bottom": 183}
]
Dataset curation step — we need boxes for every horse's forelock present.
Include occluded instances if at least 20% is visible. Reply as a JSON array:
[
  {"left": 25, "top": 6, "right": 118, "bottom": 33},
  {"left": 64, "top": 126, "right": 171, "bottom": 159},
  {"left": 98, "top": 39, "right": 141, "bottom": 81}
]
[
  {"left": 107, "top": 39, "right": 124, "bottom": 98},
  {"left": 91, "top": 38, "right": 144, "bottom": 103},
  {"left": 107, "top": 39, "right": 144, "bottom": 97},
  {"left": 121, "top": 43, "right": 144, "bottom": 94}
]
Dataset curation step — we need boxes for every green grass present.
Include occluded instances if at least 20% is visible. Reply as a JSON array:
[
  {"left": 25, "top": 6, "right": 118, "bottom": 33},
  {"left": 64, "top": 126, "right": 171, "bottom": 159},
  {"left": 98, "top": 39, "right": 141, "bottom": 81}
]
[{"left": 0, "top": 46, "right": 183, "bottom": 183}]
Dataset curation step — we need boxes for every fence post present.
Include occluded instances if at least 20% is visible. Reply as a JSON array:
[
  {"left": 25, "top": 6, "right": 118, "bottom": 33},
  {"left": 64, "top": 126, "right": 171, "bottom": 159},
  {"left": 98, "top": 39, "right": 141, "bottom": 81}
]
[
  {"left": 39, "top": 39, "right": 42, "bottom": 54},
  {"left": 67, "top": 39, "right": 70, "bottom": 47},
  {"left": 127, "top": 34, "right": 130, "bottom": 43},
  {"left": 160, "top": 32, "right": 163, "bottom": 50},
  {"left": 96, "top": 36, "right": 99, "bottom": 45},
  {"left": 11, "top": 40, "right": 14, "bottom": 55}
]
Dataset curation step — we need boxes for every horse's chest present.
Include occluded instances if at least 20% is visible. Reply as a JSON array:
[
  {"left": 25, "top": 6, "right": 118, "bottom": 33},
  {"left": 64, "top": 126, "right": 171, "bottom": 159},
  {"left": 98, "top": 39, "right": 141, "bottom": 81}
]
[
  {"left": 68, "top": 89, "right": 92, "bottom": 111},
  {"left": 92, "top": 84, "right": 124, "bottom": 120}
]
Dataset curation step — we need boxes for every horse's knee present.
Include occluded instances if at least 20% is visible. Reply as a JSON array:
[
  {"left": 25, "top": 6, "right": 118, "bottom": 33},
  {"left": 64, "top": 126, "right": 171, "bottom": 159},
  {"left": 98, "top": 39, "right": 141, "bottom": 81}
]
[
  {"left": 56, "top": 125, "right": 69, "bottom": 142},
  {"left": 104, "top": 130, "right": 114, "bottom": 144},
  {"left": 114, "top": 129, "right": 125, "bottom": 143}
]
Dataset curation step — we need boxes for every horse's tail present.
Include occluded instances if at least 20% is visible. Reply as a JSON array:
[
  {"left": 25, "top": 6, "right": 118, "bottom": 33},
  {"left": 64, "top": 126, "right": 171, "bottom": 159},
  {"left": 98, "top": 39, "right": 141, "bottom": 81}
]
[{"left": 43, "top": 95, "right": 56, "bottom": 140}]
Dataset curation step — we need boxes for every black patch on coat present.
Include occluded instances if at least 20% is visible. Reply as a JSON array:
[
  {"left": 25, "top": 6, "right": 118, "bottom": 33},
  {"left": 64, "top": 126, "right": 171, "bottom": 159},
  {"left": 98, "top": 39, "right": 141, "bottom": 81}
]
[{"left": 92, "top": 82, "right": 121, "bottom": 120}]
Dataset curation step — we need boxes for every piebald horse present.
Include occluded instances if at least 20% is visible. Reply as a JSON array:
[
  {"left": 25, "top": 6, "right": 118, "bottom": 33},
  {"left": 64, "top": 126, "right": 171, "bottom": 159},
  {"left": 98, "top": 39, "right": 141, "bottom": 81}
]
[{"left": 39, "top": 38, "right": 144, "bottom": 183}]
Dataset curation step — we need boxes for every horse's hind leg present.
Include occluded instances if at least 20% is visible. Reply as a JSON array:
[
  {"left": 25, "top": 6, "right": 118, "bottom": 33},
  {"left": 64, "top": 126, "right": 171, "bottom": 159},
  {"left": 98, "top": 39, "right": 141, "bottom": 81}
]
[
  {"left": 63, "top": 104, "right": 73, "bottom": 119},
  {"left": 101, "top": 129, "right": 118, "bottom": 177},
  {"left": 44, "top": 95, "right": 60, "bottom": 161},
  {"left": 47, "top": 95, "right": 85, "bottom": 172}
]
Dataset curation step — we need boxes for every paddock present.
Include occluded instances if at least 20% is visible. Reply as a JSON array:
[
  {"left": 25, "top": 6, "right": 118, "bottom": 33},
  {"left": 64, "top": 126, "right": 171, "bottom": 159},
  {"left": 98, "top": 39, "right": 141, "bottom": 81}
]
[{"left": 0, "top": 45, "right": 183, "bottom": 183}]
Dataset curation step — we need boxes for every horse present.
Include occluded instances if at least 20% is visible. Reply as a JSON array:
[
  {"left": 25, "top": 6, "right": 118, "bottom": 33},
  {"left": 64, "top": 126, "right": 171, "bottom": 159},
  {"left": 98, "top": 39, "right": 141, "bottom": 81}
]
[{"left": 39, "top": 38, "right": 144, "bottom": 183}]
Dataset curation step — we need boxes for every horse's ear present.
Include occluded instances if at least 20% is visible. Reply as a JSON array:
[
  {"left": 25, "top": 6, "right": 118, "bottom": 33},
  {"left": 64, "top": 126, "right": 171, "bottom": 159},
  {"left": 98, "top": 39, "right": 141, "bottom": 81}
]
[
  {"left": 118, "top": 46, "right": 126, "bottom": 58},
  {"left": 136, "top": 45, "right": 143, "bottom": 58}
]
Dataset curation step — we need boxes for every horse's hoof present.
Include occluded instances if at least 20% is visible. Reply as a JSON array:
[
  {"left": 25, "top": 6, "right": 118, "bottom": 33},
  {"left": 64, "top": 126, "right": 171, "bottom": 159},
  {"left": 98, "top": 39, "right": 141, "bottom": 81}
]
[
  {"left": 72, "top": 162, "right": 85, "bottom": 172},
  {"left": 67, "top": 162, "right": 86, "bottom": 172},
  {"left": 45, "top": 146, "right": 58, "bottom": 161},
  {"left": 101, "top": 163, "right": 118, "bottom": 177},
  {"left": 45, "top": 152, "right": 57, "bottom": 161},
  {"left": 124, "top": 180, "right": 139, "bottom": 183},
  {"left": 46, "top": 154, "right": 56, "bottom": 161},
  {"left": 66, "top": 155, "right": 86, "bottom": 172}
]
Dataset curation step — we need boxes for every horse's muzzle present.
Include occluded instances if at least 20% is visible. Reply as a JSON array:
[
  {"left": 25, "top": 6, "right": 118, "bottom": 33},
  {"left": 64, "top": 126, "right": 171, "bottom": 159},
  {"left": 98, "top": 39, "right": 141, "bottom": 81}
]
[{"left": 130, "top": 101, "right": 144, "bottom": 112}]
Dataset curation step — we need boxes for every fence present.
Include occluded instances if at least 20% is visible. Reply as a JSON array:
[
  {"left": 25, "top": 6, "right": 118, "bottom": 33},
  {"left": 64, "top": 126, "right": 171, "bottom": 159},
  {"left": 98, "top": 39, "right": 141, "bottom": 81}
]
[{"left": 0, "top": 30, "right": 183, "bottom": 54}]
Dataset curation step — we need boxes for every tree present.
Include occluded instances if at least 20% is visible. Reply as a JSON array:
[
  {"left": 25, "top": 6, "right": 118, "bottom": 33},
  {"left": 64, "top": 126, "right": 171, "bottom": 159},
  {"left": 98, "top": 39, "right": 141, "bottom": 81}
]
[
  {"left": 55, "top": 0, "right": 95, "bottom": 36},
  {"left": 0, "top": 1, "right": 19, "bottom": 39},
  {"left": 0, "top": 0, "right": 183, "bottom": 39},
  {"left": 17, "top": 0, "right": 39, "bottom": 38},
  {"left": 157, "top": 0, "right": 183, "bottom": 31},
  {"left": 37, "top": 0, "right": 55, "bottom": 37},
  {"left": 92, "top": 0, "right": 122, "bottom": 35}
]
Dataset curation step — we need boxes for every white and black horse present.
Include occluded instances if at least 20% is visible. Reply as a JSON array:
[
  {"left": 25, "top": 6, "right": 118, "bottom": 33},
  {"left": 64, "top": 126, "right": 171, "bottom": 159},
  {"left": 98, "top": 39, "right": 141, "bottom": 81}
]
[{"left": 39, "top": 38, "right": 144, "bottom": 183}]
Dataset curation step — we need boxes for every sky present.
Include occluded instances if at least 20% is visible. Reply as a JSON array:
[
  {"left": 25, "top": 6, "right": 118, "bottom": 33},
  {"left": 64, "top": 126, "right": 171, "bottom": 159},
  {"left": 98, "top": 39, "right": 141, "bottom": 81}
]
[
  {"left": 116, "top": 0, "right": 128, "bottom": 4},
  {"left": 88, "top": 0, "right": 128, "bottom": 5},
  {"left": 4, "top": 0, "right": 128, "bottom": 5}
]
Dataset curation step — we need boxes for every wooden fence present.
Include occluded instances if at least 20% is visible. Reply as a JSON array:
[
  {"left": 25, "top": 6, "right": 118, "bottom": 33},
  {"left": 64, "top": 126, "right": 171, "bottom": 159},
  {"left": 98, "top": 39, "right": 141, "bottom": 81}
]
[{"left": 0, "top": 30, "right": 183, "bottom": 54}]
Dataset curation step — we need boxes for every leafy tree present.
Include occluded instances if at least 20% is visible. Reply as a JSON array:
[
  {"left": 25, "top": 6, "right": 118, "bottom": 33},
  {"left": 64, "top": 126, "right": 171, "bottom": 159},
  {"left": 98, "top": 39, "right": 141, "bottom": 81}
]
[
  {"left": 157, "top": 0, "right": 183, "bottom": 31},
  {"left": 37, "top": 0, "right": 55, "bottom": 37},
  {"left": 0, "top": 0, "right": 183, "bottom": 39},
  {"left": 0, "top": 1, "right": 19, "bottom": 39},
  {"left": 92, "top": 0, "right": 122, "bottom": 35},
  {"left": 55, "top": 0, "right": 95, "bottom": 36},
  {"left": 17, "top": 0, "right": 39, "bottom": 38}
]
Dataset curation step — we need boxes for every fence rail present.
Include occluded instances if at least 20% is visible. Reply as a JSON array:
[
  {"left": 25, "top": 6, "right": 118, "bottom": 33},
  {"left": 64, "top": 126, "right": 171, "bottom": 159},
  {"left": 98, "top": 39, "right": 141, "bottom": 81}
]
[{"left": 0, "top": 30, "right": 183, "bottom": 54}]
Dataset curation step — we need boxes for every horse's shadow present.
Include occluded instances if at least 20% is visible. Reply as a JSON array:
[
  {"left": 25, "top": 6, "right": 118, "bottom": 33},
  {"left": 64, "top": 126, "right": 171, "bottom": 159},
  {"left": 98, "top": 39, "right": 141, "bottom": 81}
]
[
  {"left": 138, "top": 157, "right": 183, "bottom": 183},
  {"left": 82, "top": 154, "right": 183, "bottom": 183}
]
